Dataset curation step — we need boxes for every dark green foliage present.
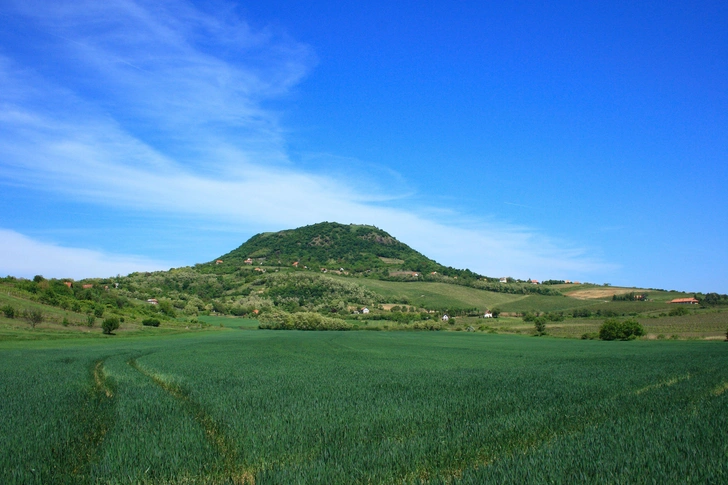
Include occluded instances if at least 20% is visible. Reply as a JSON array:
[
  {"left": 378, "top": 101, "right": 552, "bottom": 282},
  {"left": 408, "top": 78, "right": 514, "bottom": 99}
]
[
  {"left": 86, "top": 314, "right": 96, "bottom": 327},
  {"left": 1, "top": 304, "right": 15, "bottom": 318},
  {"left": 102, "top": 316, "right": 120, "bottom": 335},
  {"left": 534, "top": 317, "right": 547, "bottom": 335},
  {"left": 142, "top": 318, "right": 160, "bottom": 327},
  {"left": 669, "top": 305, "right": 690, "bottom": 316},
  {"left": 599, "top": 318, "right": 645, "bottom": 340},
  {"left": 699, "top": 292, "right": 728, "bottom": 306},
  {"left": 93, "top": 306, "right": 104, "bottom": 318},
  {"left": 258, "top": 311, "right": 352, "bottom": 330}
]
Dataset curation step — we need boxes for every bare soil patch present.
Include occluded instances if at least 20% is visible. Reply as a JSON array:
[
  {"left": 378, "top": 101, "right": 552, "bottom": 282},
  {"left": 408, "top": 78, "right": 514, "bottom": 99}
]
[{"left": 565, "top": 288, "right": 635, "bottom": 300}]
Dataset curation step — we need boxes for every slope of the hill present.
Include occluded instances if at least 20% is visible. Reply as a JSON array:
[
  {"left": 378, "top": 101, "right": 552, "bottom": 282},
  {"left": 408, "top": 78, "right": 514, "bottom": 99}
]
[{"left": 205, "top": 222, "right": 477, "bottom": 278}]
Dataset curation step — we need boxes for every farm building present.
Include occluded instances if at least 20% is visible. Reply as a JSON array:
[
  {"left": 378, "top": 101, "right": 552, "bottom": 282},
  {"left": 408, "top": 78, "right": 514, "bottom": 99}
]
[
  {"left": 668, "top": 298, "right": 699, "bottom": 304},
  {"left": 361, "top": 307, "right": 370, "bottom": 314},
  {"left": 215, "top": 259, "right": 223, "bottom": 264},
  {"left": 442, "top": 314, "right": 449, "bottom": 321},
  {"left": 244, "top": 258, "right": 253, "bottom": 264},
  {"left": 146, "top": 298, "right": 158, "bottom": 305}
]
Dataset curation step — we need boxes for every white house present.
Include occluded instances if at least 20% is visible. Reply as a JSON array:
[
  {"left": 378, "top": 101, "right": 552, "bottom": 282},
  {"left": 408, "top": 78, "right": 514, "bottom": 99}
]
[
  {"left": 499, "top": 277, "right": 508, "bottom": 283},
  {"left": 361, "top": 307, "right": 370, "bottom": 314},
  {"left": 484, "top": 312, "right": 493, "bottom": 318},
  {"left": 442, "top": 314, "right": 449, "bottom": 321}
]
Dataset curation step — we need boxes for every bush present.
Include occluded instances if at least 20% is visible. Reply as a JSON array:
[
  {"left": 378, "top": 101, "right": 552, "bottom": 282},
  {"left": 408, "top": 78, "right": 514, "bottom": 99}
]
[
  {"left": 668, "top": 306, "right": 690, "bottom": 317},
  {"left": 1, "top": 305, "right": 15, "bottom": 318},
  {"left": 598, "top": 318, "right": 645, "bottom": 341},
  {"left": 142, "top": 318, "right": 161, "bottom": 327},
  {"left": 86, "top": 315, "right": 95, "bottom": 327},
  {"left": 102, "top": 316, "right": 120, "bottom": 335},
  {"left": 534, "top": 317, "right": 547, "bottom": 336}
]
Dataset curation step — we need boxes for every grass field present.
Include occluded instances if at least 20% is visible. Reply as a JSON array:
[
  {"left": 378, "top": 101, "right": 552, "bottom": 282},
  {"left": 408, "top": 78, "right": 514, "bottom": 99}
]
[
  {"left": 1, "top": 330, "right": 727, "bottom": 484},
  {"left": 340, "top": 277, "right": 525, "bottom": 309}
]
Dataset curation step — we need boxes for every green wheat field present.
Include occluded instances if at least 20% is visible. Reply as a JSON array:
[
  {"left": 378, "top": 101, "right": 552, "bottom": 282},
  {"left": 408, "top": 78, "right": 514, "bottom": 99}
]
[{"left": 2, "top": 330, "right": 726, "bottom": 484}]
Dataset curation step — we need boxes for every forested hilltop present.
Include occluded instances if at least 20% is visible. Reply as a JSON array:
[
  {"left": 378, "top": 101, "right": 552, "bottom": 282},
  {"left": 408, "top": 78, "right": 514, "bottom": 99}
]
[{"left": 203, "top": 222, "right": 475, "bottom": 278}]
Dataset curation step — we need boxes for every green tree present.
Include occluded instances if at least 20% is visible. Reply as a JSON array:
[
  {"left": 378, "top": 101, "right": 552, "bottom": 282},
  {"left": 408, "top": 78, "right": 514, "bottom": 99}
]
[
  {"left": 24, "top": 309, "right": 43, "bottom": 328},
  {"left": 534, "top": 317, "right": 547, "bottom": 336},
  {"left": 102, "top": 316, "right": 120, "bottom": 335}
]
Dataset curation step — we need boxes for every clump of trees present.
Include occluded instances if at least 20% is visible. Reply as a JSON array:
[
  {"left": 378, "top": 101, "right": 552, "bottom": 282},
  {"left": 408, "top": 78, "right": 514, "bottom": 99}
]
[
  {"left": 258, "top": 311, "right": 352, "bottom": 331},
  {"left": 668, "top": 306, "right": 690, "bottom": 317},
  {"left": 142, "top": 318, "right": 160, "bottom": 327},
  {"left": 598, "top": 318, "right": 645, "bottom": 341}
]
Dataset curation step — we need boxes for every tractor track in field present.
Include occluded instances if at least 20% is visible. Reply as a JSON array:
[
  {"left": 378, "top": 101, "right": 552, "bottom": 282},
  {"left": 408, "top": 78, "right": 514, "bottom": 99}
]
[
  {"left": 51, "top": 359, "right": 116, "bottom": 484},
  {"left": 128, "top": 358, "right": 256, "bottom": 485}
]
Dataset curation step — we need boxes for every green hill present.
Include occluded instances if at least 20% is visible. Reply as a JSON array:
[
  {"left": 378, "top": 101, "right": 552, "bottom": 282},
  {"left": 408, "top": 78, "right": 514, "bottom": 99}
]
[
  {"left": 1, "top": 221, "right": 726, "bottom": 340},
  {"left": 206, "top": 222, "right": 473, "bottom": 277}
]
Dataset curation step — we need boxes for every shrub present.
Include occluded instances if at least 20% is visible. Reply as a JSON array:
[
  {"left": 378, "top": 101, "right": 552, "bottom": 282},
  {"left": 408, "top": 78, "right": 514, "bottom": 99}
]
[
  {"left": 86, "top": 315, "right": 95, "bottom": 327},
  {"left": 534, "top": 317, "right": 547, "bottom": 336},
  {"left": 142, "top": 318, "right": 161, "bottom": 327},
  {"left": 102, "top": 316, "right": 120, "bottom": 335},
  {"left": 94, "top": 306, "right": 105, "bottom": 318},
  {"left": 1, "top": 305, "right": 15, "bottom": 318},
  {"left": 598, "top": 318, "right": 645, "bottom": 341},
  {"left": 668, "top": 306, "right": 690, "bottom": 317}
]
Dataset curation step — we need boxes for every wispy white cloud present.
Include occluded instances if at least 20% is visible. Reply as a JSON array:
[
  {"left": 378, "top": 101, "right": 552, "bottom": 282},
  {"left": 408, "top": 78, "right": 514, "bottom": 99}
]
[
  {"left": 0, "top": 0, "right": 615, "bottom": 280},
  {"left": 0, "top": 229, "right": 176, "bottom": 279}
]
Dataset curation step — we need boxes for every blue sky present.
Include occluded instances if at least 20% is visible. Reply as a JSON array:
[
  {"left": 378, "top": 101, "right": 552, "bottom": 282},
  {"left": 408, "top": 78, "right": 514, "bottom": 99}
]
[{"left": 0, "top": 0, "right": 726, "bottom": 292}]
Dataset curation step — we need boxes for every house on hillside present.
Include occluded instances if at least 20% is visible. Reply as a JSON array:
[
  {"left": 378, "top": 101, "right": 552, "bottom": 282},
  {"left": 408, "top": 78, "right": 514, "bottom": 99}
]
[
  {"left": 499, "top": 277, "right": 508, "bottom": 283},
  {"left": 293, "top": 261, "right": 299, "bottom": 267},
  {"left": 484, "top": 312, "right": 493, "bottom": 318},
  {"left": 244, "top": 258, "right": 253, "bottom": 264},
  {"left": 669, "top": 298, "right": 699, "bottom": 304},
  {"left": 361, "top": 307, "right": 370, "bottom": 314},
  {"left": 215, "top": 259, "right": 223, "bottom": 265},
  {"left": 254, "top": 267, "right": 265, "bottom": 273},
  {"left": 442, "top": 314, "right": 449, "bottom": 322},
  {"left": 147, "top": 298, "right": 158, "bottom": 305},
  {"left": 530, "top": 279, "right": 539, "bottom": 284},
  {"left": 64, "top": 281, "right": 73, "bottom": 288},
  {"left": 82, "top": 284, "right": 93, "bottom": 289}
]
